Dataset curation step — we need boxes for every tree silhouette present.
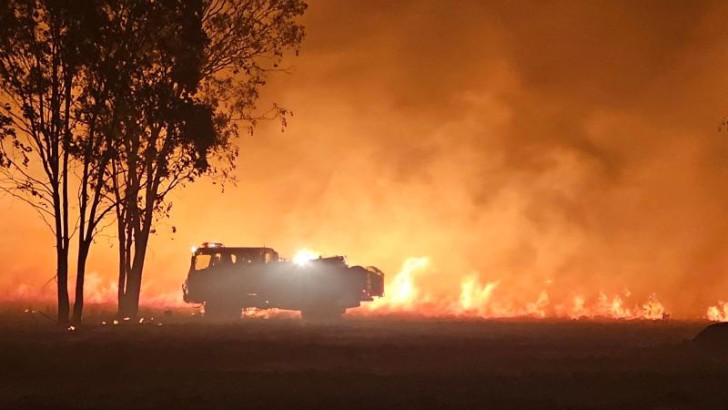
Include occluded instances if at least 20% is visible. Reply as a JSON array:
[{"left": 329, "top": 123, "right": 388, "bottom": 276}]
[
  {"left": 0, "top": 0, "right": 115, "bottom": 324},
  {"left": 0, "top": 0, "right": 306, "bottom": 322},
  {"left": 109, "top": 0, "right": 306, "bottom": 318}
]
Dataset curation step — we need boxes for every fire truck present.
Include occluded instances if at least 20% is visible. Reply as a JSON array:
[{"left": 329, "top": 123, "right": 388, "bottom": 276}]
[{"left": 182, "top": 243, "right": 385, "bottom": 320}]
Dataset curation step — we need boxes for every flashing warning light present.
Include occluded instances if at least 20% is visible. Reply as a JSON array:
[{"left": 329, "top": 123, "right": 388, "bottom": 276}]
[{"left": 201, "top": 242, "right": 224, "bottom": 248}]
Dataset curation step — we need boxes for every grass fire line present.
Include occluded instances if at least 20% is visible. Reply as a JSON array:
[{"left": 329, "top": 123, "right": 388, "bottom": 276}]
[{"left": 12, "top": 255, "right": 728, "bottom": 322}]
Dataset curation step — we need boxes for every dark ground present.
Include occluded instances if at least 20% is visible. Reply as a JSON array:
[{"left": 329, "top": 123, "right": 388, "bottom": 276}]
[{"left": 1, "top": 308, "right": 727, "bottom": 409}]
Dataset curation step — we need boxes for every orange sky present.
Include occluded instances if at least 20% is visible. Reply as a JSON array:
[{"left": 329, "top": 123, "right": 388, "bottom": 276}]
[{"left": 4, "top": 0, "right": 728, "bottom": 318}]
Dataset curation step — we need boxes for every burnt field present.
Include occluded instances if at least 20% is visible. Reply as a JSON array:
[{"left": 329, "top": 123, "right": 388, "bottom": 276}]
[{"left": 1, "top": 309, "right": 727, "bottom": 409}]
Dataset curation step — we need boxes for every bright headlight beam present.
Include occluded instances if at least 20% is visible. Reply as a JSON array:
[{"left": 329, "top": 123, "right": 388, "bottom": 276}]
[{"left": 293, "top": 249, "right": 318, "bottom": 266}]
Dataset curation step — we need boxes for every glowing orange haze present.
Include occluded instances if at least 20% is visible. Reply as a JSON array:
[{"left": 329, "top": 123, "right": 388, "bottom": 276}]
[{"left": 4, "top": 0, "right": 728, "bottom": 321}]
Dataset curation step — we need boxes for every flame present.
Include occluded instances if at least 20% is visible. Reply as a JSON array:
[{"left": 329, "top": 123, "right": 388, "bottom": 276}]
[
  {"left": 526, "top": 291, "right": 550, "bottom": 318},
  {"left": 571, "top": 295, "right": 586, "bottom": 318},
  {"left": 0, "top": 254, "right": 705, "bottom": 321},
  {"left": 362, "top": 256, "right": 669, "bottom": 320},
  {"left": 707, "top": 301, "right": 728, "bottom": 322},
  {"left": 387, "top": 257, "right": 428, "bottom": 307},
  {"left": 458, "top": 275, "right": 499, "bottom": 315},
  {"left": 367, "top": 257, "right": 430, "bottom": 312},
  {"left": 641, "top": 294, "right": 666, "bottom": 320},
  {"left": 598, "top": 292, "right": 630, "bottom": 318}
]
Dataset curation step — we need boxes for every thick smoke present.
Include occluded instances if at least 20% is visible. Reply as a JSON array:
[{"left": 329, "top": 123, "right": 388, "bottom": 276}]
[{"left": 4, "top": 0, "right": 728, "bottom": 317}]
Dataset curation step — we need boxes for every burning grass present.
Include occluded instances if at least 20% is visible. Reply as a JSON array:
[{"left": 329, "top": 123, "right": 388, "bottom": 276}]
[
  {"left": 362, "top": 257, "right": 675, "bottom": 320},
  {"left": 5, "top": 257, "right": 728, "bottom": 322}
]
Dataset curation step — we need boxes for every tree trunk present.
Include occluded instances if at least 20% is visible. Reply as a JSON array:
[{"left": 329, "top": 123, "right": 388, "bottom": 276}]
[
  {"left": 56, "top": 247, "right": 69, "bottom": 325},
  {"left": 72, "top": 242, "right": 90, "bottom": 324},
  {"left": 54, "top": 177, "right": 69, "bottom": 325},
  {"left": 122, "top": 271, "right": 140, "bottom": 318},
  {"left": 120, "top": 230, "right": 151, "bottom": 319},
  {"left": 117, "top": 236, "right": 127, "bottom": 317}
]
